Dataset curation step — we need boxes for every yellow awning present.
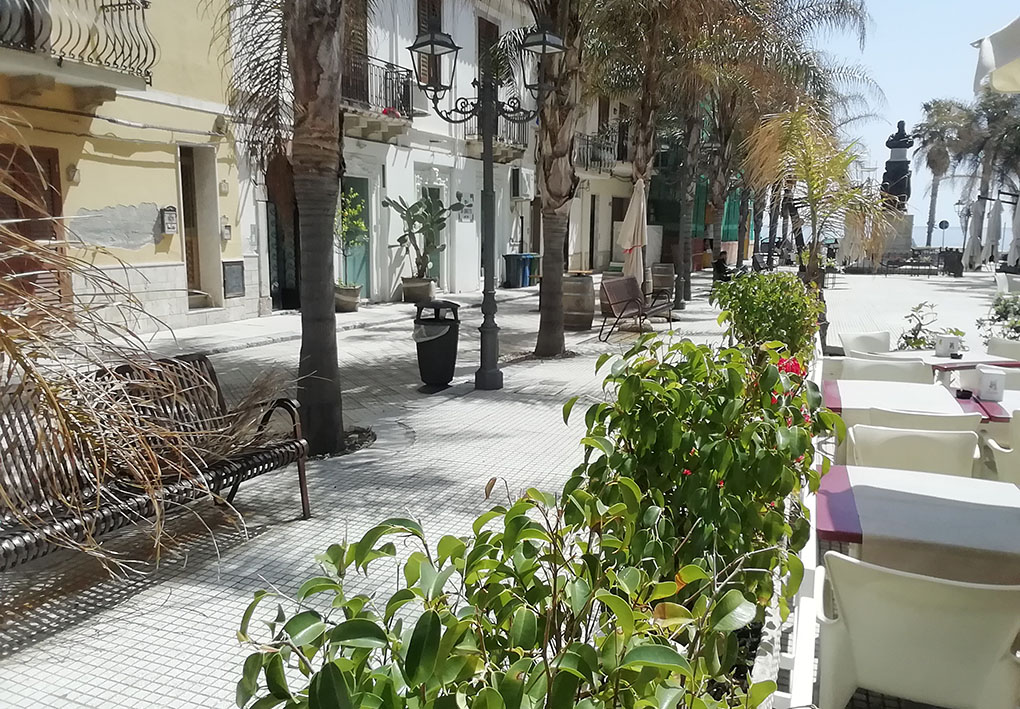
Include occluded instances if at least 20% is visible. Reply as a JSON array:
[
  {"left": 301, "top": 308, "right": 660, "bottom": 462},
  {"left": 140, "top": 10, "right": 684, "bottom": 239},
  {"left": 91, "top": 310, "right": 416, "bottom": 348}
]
[{"left": 974, "top": 15, "right": 1020, "bottom": 94}]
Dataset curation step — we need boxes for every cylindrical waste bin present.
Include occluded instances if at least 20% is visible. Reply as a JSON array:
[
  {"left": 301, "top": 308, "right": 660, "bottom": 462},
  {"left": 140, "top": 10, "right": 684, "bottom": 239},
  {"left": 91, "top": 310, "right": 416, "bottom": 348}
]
[
  {"left": 413, "top": 300, "right": 460, "bottom": 386},
  {"left": 503, "top": 254, "right": 525, "bottom": 288}
]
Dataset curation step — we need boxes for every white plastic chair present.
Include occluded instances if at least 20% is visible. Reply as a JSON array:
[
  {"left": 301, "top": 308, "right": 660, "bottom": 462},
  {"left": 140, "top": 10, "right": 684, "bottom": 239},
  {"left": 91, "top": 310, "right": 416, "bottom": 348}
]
[
  {"left": 840, "top": 331, "right": 892, "bottom": 355},
  {"left": 847, "top": 350, "right": 925, "bottom": 363},
  {"left": 847, "top": 424, "right": 978, "bottom": 477},
  {"left": 866, "top": 408, "right": 982, "bottom": 432},
  {"left": 820, "top": 357, "right": 843, "bottom": 381},
  {"left": 816, "top": 551, "right": 1020, "bottom": 709},
  {"left": 988, "top": 336, "right": 1020, "bottom": 360},
  {"left": 986, "top": 411, "right": 1020, "bottom": 486},
  {"left": 840, "top": 358, "right": 934, "bottom": 384}
]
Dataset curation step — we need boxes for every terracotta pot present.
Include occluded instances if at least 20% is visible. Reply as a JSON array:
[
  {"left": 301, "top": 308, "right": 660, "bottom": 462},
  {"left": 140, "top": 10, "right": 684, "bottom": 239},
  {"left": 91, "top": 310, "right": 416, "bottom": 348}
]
[
  {"left": 334, "top": 284, "right": 362, "bottom": 312},
  {"left": 401, "top": 277, "right": 435, "bottom": 303}
]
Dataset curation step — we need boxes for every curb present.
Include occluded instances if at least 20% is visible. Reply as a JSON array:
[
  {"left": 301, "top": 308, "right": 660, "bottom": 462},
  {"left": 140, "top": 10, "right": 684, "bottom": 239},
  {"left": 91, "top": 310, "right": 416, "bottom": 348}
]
[{"left": 176, "top": 289, "right": 540, "bottom": 357}]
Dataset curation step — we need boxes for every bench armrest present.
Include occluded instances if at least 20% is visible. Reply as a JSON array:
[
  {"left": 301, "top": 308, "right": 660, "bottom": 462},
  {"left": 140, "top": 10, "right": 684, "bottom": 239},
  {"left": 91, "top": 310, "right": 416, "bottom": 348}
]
[
  {"left": 256, "top": 398, "right": 304, "bottom": 442},
  {"left": 649, "top": 289, "right": 672, "bottom": 307}
]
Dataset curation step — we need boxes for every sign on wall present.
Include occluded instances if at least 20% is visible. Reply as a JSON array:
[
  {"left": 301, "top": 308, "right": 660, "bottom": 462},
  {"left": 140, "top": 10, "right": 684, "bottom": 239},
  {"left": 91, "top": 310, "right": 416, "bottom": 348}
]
[
  {"left": 457, "top": 191, "right": 475, "bottom": 223},
  {"left": 223, "top": 261, "right": 245, "bottom": 298},
  {"left": 160, "top": 205, "right": 178, "bottom": 235}
]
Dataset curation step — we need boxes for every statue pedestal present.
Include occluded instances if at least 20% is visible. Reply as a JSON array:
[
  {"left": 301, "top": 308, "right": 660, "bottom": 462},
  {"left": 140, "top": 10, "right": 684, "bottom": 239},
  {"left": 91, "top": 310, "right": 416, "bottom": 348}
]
[{"left": 884, "top": 213, "right": 915, "bottom": 259}]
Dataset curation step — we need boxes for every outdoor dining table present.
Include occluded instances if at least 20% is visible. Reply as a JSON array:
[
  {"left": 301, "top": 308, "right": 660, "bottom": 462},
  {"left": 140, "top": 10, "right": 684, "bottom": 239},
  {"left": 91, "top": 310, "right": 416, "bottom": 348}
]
[
  {"left": 822, "top": 380, "right": 988, "bottom": 428},
  {"left": 863, "top": 349, "right": 1020, "bottom": 372},
  {"left": 816, "top": 465, "right": 1020, "bottom": 584},
  {"left": 972, "top": 390, "right": 1020, "bottom": 423}
]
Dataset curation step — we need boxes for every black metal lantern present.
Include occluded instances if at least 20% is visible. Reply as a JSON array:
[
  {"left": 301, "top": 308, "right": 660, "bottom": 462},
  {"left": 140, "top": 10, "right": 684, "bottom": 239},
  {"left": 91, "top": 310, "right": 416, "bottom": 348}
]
[
  {"left": 521, "top": 28, "right": 566, "bottom": 56},
  {"left": 408, "top": 29, "right": 461, "bottom": 101}
]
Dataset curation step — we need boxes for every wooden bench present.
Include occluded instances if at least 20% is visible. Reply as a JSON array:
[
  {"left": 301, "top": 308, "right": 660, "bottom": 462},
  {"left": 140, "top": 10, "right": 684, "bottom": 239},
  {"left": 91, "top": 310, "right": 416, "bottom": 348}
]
[
  {"left": 0, "top": 353, "right": 309, "bottom": 571},
  {"left": 598, "top": 276, "right": 673, "bottom": 342}
]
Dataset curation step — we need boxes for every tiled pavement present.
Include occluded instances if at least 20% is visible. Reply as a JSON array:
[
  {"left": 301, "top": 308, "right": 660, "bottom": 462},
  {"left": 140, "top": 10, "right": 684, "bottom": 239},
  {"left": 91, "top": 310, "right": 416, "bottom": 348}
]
[{"left": 0, "top": 269, "right": 1002, "bottom": 707}]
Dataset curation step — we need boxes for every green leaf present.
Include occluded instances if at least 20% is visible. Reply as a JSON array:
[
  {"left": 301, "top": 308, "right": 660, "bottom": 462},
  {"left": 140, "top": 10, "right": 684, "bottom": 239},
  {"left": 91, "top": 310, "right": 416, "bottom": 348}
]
[
  {"left": 239, "top": 590, "right": 270, "bottom": 640},
  {"left": 331, "top": 619, "right": 388, "bottom": 649},
  {"left": 264, "top": 654, "right": 291, "bottom": 700},
  {"left": 563, "top": 396, "right": 580, "bottom": 424},
  {"left": 250, "top": 697, "right": 285, "bottom": 709},
  {"left": 567, "top": 578, "right": 592, "bottom": 615},
  {"left": 678, "top": 565, "right": 710, "bottom": 584},
  {"left": 621, "top": 644, "right": 692, "bottom": 676},
  {"left": 404, "top": 610, "right": 442, "bottom": 686},
  {"left": 473, "top": 687, "right": 505, "bottom": 709},
  {"left": 710, "top": 589, "right": 756, "bottom": 633},
  {"left": 236, "top": 653, "right": 262, "bottom": 708},
  {"left": 747, "top": 680, "right": 777, "bottom": 708},
  {"left": 385, "top": 588, "right": 416, "bottom": 623},
  {"left": 498, "top": 676, "right": 525, "bottom": 709},
  {"left": 473, "top": 508, "right": 506, "bottom": 535},
  {"left": 545, "top": 670, "right": 580, "bottom": 709},
  {"left": 595, "top": 591, "right": 634, "bottom": 644},
  {"left": 580, "top": 436, "right": 614, "bottom": 457},
  {"left": 437, "top": 535, "right": 467, "bottom": 566},
  {"left": 283, "top": 610, "right": 326, "bottom": 646},
  {"left": 510, "top": 607, "right": 538, "bottom": 649},
  {"left": 648, "top": 582, "right": 677, "bottom": 602},
  {"left": 309, "top": 662, "right": 354, "bottom": 709},
  {"left": 652, "top": 602, "right": 694, "bottom": 629},
  {"left": 786, "top": 554, "right": 805, "bottom": 597},
  {"left": 297, "top": 577, "right": 342, "bottom": 601}
]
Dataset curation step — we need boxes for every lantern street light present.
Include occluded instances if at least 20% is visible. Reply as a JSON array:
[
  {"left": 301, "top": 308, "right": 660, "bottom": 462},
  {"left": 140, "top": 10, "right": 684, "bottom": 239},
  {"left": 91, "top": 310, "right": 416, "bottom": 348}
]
[{"left": 408, "top": 26, "right": 563, "bottom": 391}]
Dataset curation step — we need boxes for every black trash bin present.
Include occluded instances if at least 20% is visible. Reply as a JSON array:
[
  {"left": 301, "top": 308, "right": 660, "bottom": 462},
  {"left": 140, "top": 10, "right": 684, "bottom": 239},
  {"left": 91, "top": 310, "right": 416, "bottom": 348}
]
[
  {"left": 503, "top": 253, "right": 525, "bottom": 288},
  {"left": 413, "top": 300, "right": 461, "bottom": 386}
]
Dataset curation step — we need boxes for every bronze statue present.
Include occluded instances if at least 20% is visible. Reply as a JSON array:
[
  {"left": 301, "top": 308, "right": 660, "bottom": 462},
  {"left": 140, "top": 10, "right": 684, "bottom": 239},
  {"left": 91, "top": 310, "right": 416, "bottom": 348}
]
[{"left": 881, "top": 120, "right": 913, "bottom": 212}]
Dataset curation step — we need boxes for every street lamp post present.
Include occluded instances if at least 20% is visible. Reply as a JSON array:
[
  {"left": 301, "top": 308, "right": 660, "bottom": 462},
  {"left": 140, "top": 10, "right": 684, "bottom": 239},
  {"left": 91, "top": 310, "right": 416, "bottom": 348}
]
[{"left": 408, "top": 27, "right": 563, "bottom": 391}]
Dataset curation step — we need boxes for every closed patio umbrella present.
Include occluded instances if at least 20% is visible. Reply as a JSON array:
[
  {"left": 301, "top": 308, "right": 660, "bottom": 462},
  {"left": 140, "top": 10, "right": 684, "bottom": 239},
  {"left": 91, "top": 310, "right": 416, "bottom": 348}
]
[
  {"left": 964, "top": 200, "right": 984, "bottom": 270},
  {"left": 1009, "top": 203, "right": 1020, "bottom": 266},
  {"left": 619, "top": 178, "right": 648, "bottom": 288},
  {"left": 974, "top": 15, "right": 1020, "bottom": 94},
  {"left": 982, "top": 199, "right": 1004, "bottom": 265}
]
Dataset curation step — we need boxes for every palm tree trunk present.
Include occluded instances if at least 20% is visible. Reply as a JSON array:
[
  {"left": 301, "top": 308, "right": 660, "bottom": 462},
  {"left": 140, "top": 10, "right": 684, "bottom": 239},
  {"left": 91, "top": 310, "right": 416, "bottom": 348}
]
[
  {"left": 925, "top": 174, "right": 941, "bottom": 247},
  {"left": 630, "top": 22, "right": 660, "bottom": 184},
  {"left": 675, "top": 118, "right": 701, "bottom": 303},
  {"left": 736, "top": 188, "right": 750, "bottom": 267},
  {"left": 287, "top": 0, "right": 346, "bottom": 456},
  {"left": 536, "top": 210, "right": 567, "bottom": 355},
  {"left": 751, "top": 188, "right": 765, "bottom": 257},
  {"left": 767, "top": 180, "right": 781, "bottom": 267}
]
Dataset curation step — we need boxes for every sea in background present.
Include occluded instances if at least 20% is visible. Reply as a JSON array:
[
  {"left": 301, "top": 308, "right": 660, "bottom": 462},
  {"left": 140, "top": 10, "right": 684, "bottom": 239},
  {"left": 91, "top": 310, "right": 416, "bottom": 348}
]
[{"left": 913, "top": 224, "right": 1015, "bottom": 251}]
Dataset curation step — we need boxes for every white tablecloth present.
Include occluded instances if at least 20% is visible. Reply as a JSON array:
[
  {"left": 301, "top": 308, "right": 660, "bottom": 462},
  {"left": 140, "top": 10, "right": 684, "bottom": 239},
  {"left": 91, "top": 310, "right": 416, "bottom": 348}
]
[
  {"left": 835, "top": 382, "right": 967, "bottom": 429},
  {"left": 873, "top": 350, "right": 1016, "bottom": 367},
  {"left": 848, "top": 466, "right": 1020, "bottom": 583}
]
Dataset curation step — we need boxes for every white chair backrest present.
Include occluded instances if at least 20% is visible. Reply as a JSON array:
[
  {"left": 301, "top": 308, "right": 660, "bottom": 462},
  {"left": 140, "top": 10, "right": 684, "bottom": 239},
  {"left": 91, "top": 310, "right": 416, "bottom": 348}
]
[
  {"left": 823, "top": 552, "right": 1020, "bottom": 709},
  {"left": 847, "top": 424, "right": 978, "bottom": 476},
  {"left": 996, "top": 272, "right": 1010, "bottom": 294},
  {"left": 987, "top": 336, "right": 1020, "bottom": 360},
  {"left": 866, "top": 408, "right": 982, "bottom": 432},
  {"left": 988, "top": 441, "right": 1020, "bottom": 487},
  {"left": 840, "top": 358, "right": 934, "bottom": 384},
  {"left": 820, "top": 357, "right": 843, "bottom": 381},
  {"left": 840, "top": 331, "right": 892, "bottom": 355},
  {"left": 847, "top": 349, "right": 923, "bottom": 362}
]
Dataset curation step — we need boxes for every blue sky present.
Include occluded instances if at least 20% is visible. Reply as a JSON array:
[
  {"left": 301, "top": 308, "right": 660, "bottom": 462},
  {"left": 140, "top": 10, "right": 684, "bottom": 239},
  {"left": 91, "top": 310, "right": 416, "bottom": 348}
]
[{"left": 826, "top": 2, "right": 1018, "bottom": 233}]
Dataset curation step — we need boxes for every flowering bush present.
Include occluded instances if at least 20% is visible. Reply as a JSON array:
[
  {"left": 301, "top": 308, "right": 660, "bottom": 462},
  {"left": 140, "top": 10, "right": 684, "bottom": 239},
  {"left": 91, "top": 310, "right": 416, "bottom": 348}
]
[{"left": 566, "top": 336, "right": 844, "bottom": 616}]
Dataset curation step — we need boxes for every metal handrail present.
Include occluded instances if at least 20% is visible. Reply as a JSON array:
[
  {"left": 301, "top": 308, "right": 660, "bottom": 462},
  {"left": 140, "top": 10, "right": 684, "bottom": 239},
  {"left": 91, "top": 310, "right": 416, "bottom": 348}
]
[
  {"left": 341, "top": 51, "right": 414, "bottom": 119},
  {"left": 463, "top": 113, "right": 529, "bottom": 147},
  {"left": 0, "top": 0, "right": 158, "bottom": 83},
  {"left": 574, "top": 132, "right": 615, "bottom": 172}
]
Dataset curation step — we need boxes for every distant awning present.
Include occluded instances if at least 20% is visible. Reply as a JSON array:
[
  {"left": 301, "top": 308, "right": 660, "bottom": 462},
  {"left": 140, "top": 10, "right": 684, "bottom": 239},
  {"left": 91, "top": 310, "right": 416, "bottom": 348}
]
[{"left": 974, "top": 16, "right": 1020, "bottom": 93}]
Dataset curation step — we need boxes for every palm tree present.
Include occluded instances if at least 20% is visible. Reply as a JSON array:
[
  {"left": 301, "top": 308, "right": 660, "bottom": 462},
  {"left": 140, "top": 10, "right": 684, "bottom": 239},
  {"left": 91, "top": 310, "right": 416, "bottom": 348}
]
[
  {"left": 527, "top": 0, "right": 584, "bottom": 358},
  {"left": 224, "top": 0, "right": 348, "bottom": 455},
  {"left": 912, "top": 99, "right": 969, "bottom": 247}
]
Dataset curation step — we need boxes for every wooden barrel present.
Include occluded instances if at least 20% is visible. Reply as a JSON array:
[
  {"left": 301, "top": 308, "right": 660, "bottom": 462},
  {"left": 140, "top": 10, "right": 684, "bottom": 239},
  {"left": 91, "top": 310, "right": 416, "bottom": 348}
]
[
  {"left": 563, "top": 275, "right": 595, "bottom": 331},
  {"left": 652, "top": 263, "right": 675, "bottom": 299}
]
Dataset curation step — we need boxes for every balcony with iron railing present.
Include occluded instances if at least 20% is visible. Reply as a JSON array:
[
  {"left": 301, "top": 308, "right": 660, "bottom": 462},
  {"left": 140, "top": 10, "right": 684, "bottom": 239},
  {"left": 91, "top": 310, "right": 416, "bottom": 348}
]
[
  {"left": 0, "top": 0, "right": 158, "bottom": 87},
  {"left": 575, "top": 124, "right": 632, "bottom": 174},
  {"left": 340, "top": 51, "right": 414, "bottom": 142},
  {"left": 463, "top": 114, "right": 529, "bottom": 163}
]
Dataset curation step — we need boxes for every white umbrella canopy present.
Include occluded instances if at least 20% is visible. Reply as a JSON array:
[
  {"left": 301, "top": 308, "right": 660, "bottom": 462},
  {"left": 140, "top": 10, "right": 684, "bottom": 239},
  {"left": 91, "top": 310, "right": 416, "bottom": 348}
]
[
  {"left": 983, "top": 199, "right": 1004, "bottom": 265},
  {"left": 619, "top": 178, "right": 648, "bottom": 287},
  {"left": 974, "top": 15, "right": 1020, "bottom": 94},
  {"left": 964, "top": 200, "right": 985, "bottom": 269},
  {"left": 1009, "top": 204, "right": 1020, "bottom": 266}
]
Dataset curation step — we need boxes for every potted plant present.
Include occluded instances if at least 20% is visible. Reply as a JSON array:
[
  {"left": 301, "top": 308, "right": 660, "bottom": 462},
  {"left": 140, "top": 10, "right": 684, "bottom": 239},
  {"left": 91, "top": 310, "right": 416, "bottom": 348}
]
[
  {"left": 334, "top": 188, "right": 368, "bottom": 312},
  {"left": 383, "top": 194, "right": 462, "bottom": 303}
]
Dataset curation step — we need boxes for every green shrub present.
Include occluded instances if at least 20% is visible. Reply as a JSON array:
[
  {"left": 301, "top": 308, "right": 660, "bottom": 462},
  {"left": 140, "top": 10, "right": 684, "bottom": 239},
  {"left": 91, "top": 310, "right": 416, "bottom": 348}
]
[
  {"left": 977, "top": 294, "right": 1020, "bottom": 344},
  {"left": 711, "top": 273, "right": 823, "bottom": 363},
  {"left": 897, "top": 301, "right": 964, "bottom": 350},
  {"left": 566, "top": 337, "right": 844, "bottom": 618}
]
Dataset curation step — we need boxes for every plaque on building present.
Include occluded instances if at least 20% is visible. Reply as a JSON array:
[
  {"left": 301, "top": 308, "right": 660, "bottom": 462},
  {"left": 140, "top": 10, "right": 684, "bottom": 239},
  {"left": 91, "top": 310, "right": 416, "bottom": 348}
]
[{"left": 223, "top": 261, "right": 245, "bottom": 298}]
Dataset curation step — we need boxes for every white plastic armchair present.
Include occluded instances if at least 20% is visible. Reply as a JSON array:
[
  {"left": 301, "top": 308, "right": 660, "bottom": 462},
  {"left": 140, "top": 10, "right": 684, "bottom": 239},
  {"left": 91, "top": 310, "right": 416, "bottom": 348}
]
[
  {"left": 866, "top": 408, "right": 982, "bottom": 432},
  {"left": 816, "top": 552, "right": 1020, "bottom": 709},
  {"left": 840, "top": 358, "right": 934, "bottom": 384},
  {"left": 846, "top": 349, "right": 924, "bottom": 362},
  {"left": 988, "top": 336, "right": 1020, "bottom": 360},
  {"left": 846, "top": 424, "right": 978, "bottom": 476},
  {"left": 987, "top": 412, "right": 1020, "bottom": 486},
  {"left": 840, "top": 331, "right": 892, "bottom": 355}
]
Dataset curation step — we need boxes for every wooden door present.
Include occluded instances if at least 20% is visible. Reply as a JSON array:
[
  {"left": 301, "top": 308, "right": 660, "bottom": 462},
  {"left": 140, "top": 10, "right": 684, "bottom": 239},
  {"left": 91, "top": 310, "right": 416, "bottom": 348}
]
[{"left": 0, "top": 145, "right": 65, "bottom": 306}]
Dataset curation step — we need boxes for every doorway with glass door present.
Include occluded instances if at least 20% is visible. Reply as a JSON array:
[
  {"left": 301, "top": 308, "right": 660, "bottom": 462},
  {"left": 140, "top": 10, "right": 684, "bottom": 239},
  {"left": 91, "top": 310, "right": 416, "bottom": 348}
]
[{"left": 340, "top": 176, "right": 371, "bottom": 298}]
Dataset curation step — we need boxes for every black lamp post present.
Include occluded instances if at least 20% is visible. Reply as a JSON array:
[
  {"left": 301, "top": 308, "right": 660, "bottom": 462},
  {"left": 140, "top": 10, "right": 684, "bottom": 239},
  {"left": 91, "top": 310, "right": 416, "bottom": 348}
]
[{"left": 408, "top": 26, "right": 563, "bottom": 391}]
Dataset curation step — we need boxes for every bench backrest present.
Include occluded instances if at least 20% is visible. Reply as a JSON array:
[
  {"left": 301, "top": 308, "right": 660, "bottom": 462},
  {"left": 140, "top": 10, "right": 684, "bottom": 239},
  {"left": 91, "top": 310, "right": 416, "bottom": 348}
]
[
  {"left": 599, "top": 276, "right": 643, "bottom": 317},
  {"left": 0, "top": 355, "right": 227, "bottom": 521}
]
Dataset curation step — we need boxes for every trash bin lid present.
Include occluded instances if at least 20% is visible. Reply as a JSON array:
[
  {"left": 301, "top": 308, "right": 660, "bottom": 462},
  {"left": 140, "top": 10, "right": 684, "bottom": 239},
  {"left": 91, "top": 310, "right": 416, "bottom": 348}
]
[{"left": 416, "top": 299, "right": 461, "bottom": 321}]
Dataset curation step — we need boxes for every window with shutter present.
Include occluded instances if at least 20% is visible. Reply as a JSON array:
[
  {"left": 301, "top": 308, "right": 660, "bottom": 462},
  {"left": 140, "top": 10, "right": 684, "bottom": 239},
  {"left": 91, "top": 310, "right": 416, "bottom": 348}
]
[
  {"left": 0, "top": 146, "right": 66, "bottom": 308},
  {"left": 417, "top": 0, "right": 443, "bottom": 86},
  {"left": 477, "top": 17, "right": 499, "bottom": 81}
]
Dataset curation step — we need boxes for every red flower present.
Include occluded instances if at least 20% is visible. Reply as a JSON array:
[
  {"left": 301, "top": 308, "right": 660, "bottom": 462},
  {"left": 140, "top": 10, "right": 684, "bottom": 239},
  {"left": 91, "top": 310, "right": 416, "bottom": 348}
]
[
  {"left": 770, "top": 393, "right": 778, "bottom": 405},
  {"left": 795, "top": 455, "right": 805, "bottom": 463},
  {"left": 778, "top": 357, "right": 805, "bottom": 376},
  {"left": 690, "top": 447, "right": 697, "bottom": 456},
  {"left": 682, "top": 468, "right": 693, "bottom": 476},
  {"left": 717, "top": 480, "right": 725, "bottom": 488}
]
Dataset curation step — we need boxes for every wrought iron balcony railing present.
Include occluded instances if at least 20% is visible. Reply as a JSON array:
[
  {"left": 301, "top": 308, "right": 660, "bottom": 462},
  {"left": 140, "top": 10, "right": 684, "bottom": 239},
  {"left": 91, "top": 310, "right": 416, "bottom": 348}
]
[
  {"left": 0, "top": 0, "right": 158, "bottom": 83},
  {"left": 574, "top": 132, "right": 616, "bottom": 172},
  {"left": 464, "top": 114, "right": 529, "bottom": 147},
  {"left": 341, "top": 52, "right": 414, "bottom": 120}
]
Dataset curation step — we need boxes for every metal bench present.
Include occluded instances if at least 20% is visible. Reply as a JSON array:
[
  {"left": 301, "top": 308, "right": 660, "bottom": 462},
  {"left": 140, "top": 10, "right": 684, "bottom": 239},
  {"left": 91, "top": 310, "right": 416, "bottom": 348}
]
[
  {"left": 598, "top": 275, "right": 673, "bottom": 342},
  {"left": 0, "top": 353, "right": 309, "bottom": 571}
]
